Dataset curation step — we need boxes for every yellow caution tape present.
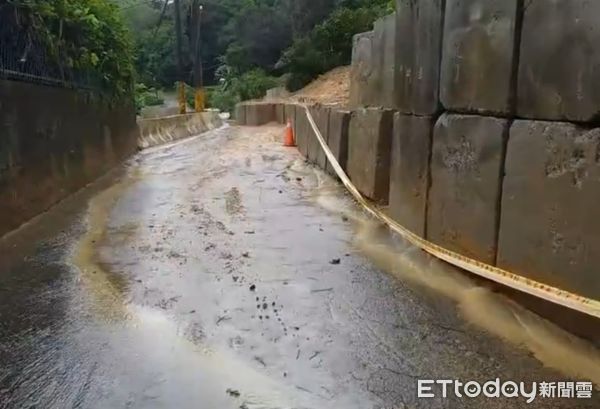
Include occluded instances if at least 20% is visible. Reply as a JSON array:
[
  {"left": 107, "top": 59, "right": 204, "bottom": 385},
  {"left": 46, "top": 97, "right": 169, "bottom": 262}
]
[{"left": 302, "top": 105, "right": 600, "bottom": 319}]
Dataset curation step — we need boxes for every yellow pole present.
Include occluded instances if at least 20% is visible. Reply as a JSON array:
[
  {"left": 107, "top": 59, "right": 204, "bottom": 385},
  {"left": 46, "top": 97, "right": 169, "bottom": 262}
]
[{"left": 178, "top": 81, "right": 186, "bottom": 115}]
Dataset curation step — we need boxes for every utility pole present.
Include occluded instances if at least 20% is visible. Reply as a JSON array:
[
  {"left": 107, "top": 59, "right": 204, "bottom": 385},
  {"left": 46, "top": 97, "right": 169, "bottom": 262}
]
[
  {"left": 191, "top": 1, "right": 204, "bottom": 112},
  {"left": 174, "top": 0, "right": 186, "bottom": 115}
]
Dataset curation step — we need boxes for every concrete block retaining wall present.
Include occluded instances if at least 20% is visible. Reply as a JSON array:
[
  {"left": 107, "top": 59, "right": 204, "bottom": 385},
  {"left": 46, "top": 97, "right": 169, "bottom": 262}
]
[
  {"left": 326, "top": 110, "right": 351, "bottom": 178},
  {"left": 395, "top": 0, "right": 445, "bottom": 115},
  {"left": 345, "top": 1, "right": 600, "bottom": 300},
  {"left": 347, "top": 108, "right": 394, "bottom": 204},
  {"left": 427, "top": 114, "right": 508, "bottom": 264},
  {"left": 294, "top": 105, "right": 311, "bottom": 158},
  {"left": 389, "top": 114, "right": 433, "bottom": 237},
  {"left": 0, "top": 79, "right": 139, "bottom": 238},
  {"left": 440, "top": 0, "right": 519, "bottom": 115},
  {"left": 235, "top": 102, "right": 277, "bottom": 126},
  {"left": 498, "top": 121, "right": 600, "bottom": 300},
  {"left": 307, "top": 105, "right": 330, "bottom": 169}
]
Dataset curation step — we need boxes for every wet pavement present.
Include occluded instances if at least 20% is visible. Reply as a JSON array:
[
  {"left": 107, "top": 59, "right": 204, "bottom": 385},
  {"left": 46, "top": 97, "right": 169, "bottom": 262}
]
[{"left": 1, "top": 124, "right": 600, "bottom": 409}]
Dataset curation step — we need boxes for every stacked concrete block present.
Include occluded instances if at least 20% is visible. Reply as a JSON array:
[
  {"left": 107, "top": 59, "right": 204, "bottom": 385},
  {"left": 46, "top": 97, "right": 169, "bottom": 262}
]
[
  {"left": 427, "top": 114, "right": 508, "bottom": 264},
  {"left": 245, "top": 103, "right": 276, "bottom": 126},
  {"left": 326, "top": 110, "right": 351, "bottom": 178},
  {"left": 440, "top": 0, "right": 519, "bottom": 115},
  {"left": 381, "top": 14, "right": 397, "bottom": 109},
  {"left": 389, "top": 114, "right": 434, "bottom": 237},
  {"left": 498, "top": 121, "right": 600, "bottom": 300},
  {"left": 234, "top": 103, "right": 246, "bottom": 125},
  {"left": 284, "top": 103, "right": 297, "bottom": 126},
  {"left": 347, "top": 108, "right": 394, "bottom": 203},
  {"left": 294, "top": 105, "right": 311, "bottom": 158},
  {"left": 395, "top": 0, "right": 444, "bottom": 115},
  {"left": 275, "top": 104, "right": 286, "bottom": 124},
  {"left": 349, "top": 31, "right": 376, "bottom": 108},
  {"left": 307, "top": 105, "right": 331, "bottom": 170},
  {"left": 517, "top": 0, "right": 600, "bottom": 121}
]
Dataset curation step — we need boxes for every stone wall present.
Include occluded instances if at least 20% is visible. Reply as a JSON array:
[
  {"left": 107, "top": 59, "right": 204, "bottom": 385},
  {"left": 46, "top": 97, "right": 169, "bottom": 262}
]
[{"left": 0, "top": 79, "right": 139, "bottom": 237}]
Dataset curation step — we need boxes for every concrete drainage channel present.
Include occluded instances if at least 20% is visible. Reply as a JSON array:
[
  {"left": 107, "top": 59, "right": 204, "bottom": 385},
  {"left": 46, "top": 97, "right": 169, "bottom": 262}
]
[{"left": 234, "top": 101, "right": 600, "bottom": 320}]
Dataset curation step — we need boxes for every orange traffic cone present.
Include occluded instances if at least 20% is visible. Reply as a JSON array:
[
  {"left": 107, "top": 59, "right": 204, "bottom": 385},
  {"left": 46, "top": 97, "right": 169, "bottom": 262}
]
[{"left": 283, "top": 120, "right": 295, "bottom": 147}]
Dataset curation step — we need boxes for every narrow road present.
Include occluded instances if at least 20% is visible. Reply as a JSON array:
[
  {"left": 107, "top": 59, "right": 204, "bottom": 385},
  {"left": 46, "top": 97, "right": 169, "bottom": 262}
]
[{"left": 1, "top": 124, "right": 599, "bottom": 409}]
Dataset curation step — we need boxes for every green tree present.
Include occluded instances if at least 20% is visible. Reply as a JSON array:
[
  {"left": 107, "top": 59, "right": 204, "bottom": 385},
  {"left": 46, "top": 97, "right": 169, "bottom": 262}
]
[{"left": 9, "top": 0, "right": 135, "bottom": 97}]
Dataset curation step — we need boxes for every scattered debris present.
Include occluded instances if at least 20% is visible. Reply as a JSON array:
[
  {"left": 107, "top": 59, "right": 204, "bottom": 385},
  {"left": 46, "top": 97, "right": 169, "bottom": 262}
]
[
  {"left": 242, "top": 252, "right": 250, "bottom": 258},
  {"left": 216, "top": 315, "right": 231, "bottom": 325},
  {"left": 311, "top": 288, "right": 333, "bottom": 293},
  {"left": 296, "top": 177, "right": 302, "bottom": 182},
  {"left": 330, "top": 258, "right": 341, "bottom": 265},
  {"left": 226, "top": 388, "right": 241, "bottom": 398},
  {"left": 249, "top": 284, "right": 256, "bottom": 291},
  {"left": 254, "top": 356, "right": 267, "bottom": 367},
  {"left": 244, "top": 230, "right": 255, "bottom": 234}
]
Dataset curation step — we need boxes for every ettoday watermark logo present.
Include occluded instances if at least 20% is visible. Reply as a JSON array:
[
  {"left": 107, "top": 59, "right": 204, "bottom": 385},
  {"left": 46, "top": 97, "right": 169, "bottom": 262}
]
[{"left": 417, "top": 379, "right": 593, "bottom": 403}]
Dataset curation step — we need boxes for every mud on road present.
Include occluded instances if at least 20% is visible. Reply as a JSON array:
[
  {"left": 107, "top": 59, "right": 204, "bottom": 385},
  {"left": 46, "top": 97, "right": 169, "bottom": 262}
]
[{"left": 0, "top": 124, "right": 599, "bottom": 409}]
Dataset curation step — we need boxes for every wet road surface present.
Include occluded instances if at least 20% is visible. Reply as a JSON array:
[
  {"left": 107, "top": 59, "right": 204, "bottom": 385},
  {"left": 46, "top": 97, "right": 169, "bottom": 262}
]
[{"left": 1, "top": 124, "right": 600, "bottom": 409}]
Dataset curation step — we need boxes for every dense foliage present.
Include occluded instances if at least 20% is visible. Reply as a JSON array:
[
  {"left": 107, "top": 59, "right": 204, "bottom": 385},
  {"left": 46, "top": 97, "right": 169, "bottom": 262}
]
[
  {"left": 5, "top": 0, "right": 393, "bottom": 106},
  {"left": 119, "top": 0, "right": 393, "bottom": 110},
  {"left": 8, "top": 0, "right": 135, "bottom": 97}
]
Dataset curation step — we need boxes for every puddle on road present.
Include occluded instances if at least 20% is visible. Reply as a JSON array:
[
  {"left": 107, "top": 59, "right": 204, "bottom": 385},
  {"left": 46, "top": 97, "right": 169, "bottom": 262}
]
[{"left": 307, "top": 165, "right": 600, "bottom": 387}]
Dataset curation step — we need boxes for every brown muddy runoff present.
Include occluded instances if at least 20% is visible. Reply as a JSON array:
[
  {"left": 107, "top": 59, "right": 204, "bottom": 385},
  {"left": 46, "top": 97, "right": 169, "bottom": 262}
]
[
  {"left": 309, "top": 168, "right": 600, "bottom": 387},
  {"left": 64, "top": 130, "right": 323, "bottom": 409},
  {"left": 53, "top": 125, "right": 599, "bottom": 409}
]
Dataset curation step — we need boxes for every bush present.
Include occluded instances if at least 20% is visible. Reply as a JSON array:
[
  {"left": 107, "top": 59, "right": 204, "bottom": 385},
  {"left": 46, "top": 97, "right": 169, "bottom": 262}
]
[
  {"left": 135, "top": 83, "right": 164, "bottom": 113},
  {"left": 206, "top": 86, "right": 239, "bottom": 113},
  {"left": 202, "top": 68, "right": 279, "bottom": 113},
  {"left": 232, "top": 69, "right": 280, "bottom": 102}
]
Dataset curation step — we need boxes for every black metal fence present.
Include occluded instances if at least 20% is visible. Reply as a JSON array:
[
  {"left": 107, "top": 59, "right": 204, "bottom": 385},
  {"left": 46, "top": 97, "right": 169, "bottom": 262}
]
[{"left": 0, "top": 4, "right": 99, "bottom": 90}]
